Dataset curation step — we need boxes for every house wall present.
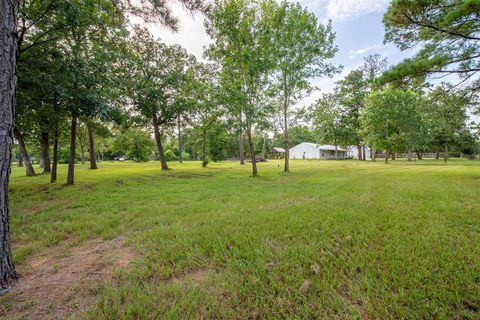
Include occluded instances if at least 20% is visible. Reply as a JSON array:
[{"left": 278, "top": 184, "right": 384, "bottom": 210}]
[
  {"left": 319, "top": 150, "right": 347, "bottom": 160},
  {"left": 289, "top": 144, "right": 319, "bottom": 159},
  {"left": 347, "top": 146, "right": 372, "bottom": 160}
]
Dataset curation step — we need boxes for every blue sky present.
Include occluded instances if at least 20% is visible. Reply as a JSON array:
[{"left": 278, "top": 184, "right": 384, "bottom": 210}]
[
  {"left": 145, "top": 0, "right": 414, "bottom": 103},
  {"left": 149, "top": 0, "right": 409, "bottom": 67},
  {"left": 139, "top": 0, "right": 478, "bottom": 123}
]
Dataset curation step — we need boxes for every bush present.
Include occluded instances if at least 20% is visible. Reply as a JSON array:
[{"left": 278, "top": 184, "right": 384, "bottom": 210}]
[{"left": 164, "top": 149, "right": 177, "bottom": 162}]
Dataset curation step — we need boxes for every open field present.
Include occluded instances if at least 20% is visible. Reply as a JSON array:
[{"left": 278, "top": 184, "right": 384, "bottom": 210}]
[{"left": 1, "top": 159, "right": 479, "bottom": 319}]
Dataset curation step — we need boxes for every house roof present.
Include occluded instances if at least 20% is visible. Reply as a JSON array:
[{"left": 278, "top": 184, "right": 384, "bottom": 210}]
[
  {"left": 299, "top": 142, "right": 319, "bottom": 147},
  {"left": 318, "top": 144, "right": 347, "bottom": 152},
  {"left": 272, "top": 147, "right": 285, "bottom": 152},
  {"left": 293, "top": 142, "right": 346, "bottom": 152}
]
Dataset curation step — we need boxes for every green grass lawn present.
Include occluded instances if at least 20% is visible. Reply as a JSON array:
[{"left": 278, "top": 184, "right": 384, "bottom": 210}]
[{"left": 3, "top": 159, "right": 480, "bottom": 319}]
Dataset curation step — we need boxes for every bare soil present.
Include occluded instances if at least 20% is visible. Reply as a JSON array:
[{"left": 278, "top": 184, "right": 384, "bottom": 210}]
[{"left": 0, "top": 234, "right": 136, "bottom": 320}]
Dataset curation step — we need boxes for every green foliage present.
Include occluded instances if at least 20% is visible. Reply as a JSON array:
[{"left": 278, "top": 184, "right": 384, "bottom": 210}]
[
  {"left": 382, "top": 0, "right": 480, "bottom": 96},
  {"left": 127, "top": 28, "right": 195, "bottom": 128},
  {"left": 272, "top": 125, "right": 316, "bottom": 148},
  {"left": 112, "top": 129, "right": 155, "bottom": 162},
  {"left": 361, "top": 88, "right": 424, "bottom": 155},
  {"left": 163, "top": 149, "right": 178, "bottom": 162},
  {"left": 424, "top": 85, "right": 470, "bottom": 147},
  {"left": 311, "top": 92, "right": 353, "bottom": 147},
  {"left": 206, "top": 0, "right": 280, "bottom": 173},
  {"left": 207, "top": 125, "right": 229, "bottom": 162}
]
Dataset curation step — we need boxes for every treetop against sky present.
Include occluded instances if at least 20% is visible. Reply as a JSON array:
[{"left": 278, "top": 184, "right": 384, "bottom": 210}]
[
  {"left": 135, "top": 0, "right": 407, "bottom": 100},
  {"left": 133, "top": 0, "right": 478, "bottom": 123}
]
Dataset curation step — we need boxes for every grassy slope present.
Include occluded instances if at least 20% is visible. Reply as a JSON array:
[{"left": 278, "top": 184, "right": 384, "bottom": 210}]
[{"left": 6, "top": 159, "right": 480, "bottom": 319}]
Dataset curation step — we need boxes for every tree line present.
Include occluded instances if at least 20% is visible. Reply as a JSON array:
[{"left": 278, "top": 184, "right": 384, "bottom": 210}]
[
  {"left": 11, "top": 0, "right": 340, "bottom": 184},
  {"left": 310, "top": 54, "right": 478, "bottom": 163}
]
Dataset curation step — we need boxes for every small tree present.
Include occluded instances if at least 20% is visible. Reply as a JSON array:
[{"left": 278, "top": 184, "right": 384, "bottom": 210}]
[
  {"left": 112, "top": 128, "right": 155, "bottom": 162},
  {"left": 311, "top": 92, "right": 351, "bottom": 160},
  {"left": 426, "top": 85, "right": 469, "bottom": 163},
  {"left": 206, "top": 0, "right": 277, "bottom": 176},
  {"left": 361, "top": 88, "right": 423, "bottom": 163},
  {"left": 128, "top": 28, "right": 195, "bottom": 170},
  {"left": 337, "top": 69, "right": 369, "bottom": 160},
  {"left": 270, "top": 1, "right": 338, "bottom": 171}
]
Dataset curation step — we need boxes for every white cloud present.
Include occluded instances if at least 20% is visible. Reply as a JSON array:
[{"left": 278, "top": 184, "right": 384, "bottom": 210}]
[
  {"left": 295, "top": 62, "right": 363, "bottom": 109},
  {"left": 348, "top": 44, "right": 382, "bottom": 59},
  {"left": 133, "top": 0, "right": 390, "bottom": 60},
  {"left": 130, "top": 2, "right": 210, "bottom": 60},
  {"left": 300, "top": 0, "right": 389, "bottom": 22},
  {"left": 326, "top": 0, "right": 389, "bottom": 21}
]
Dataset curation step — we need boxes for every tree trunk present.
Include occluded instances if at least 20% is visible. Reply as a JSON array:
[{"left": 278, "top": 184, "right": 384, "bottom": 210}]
[
  {"left": 66, "top": 113, "right": 77, "bottom": 185},
  {"left": 444, "top": 142, "right": 449, "bottom": 163},
  {"left": 14, "top": 127, "right": 35, "bottom": 176},
  {"left": 416, "top": 151, "right": 422, "bottom": 160},
  {"left": 87, "top": 121, "right": 97, "bottom": 169},
  {"left": 152, "top": 116, "right": 168, "bottom": 170},
  {"left": 18, "top": 155, "right": 22, "bottom": 167},
  {"left": 79, "top": 143, "right": 85, "bottom": 165},
  {"left": 51, "top": 128, "right": 59, "bottom": 183},
  {"left": 51, "top": 96, "right": 59, "bottom": 183},
  {"left": 362, "top": 145, "right": 366, "bottom": 160},
  {"left": 334, "top": 138, "right": 338, "bottom": 160},
  {"left": 384, "top": 149, "right": 389, "bottom": 164},
  {"left": 0, "top": 0, "right": 19, "bottom": 294},
  {"left": 239, "top": 111, "right": 244, "bottom": 165},
  {"left": 201, "top": 130, "right": 207, "bottom": 167},
  {"left": 283, "top": 100, "right": 289, "bottom": 172},
  {"left": 391, "top": 152, "right": 396, "bottom": 160},
  {"left": 435, "top": 146, "right": 440, "bottom": 160},
  {"left": 40, "top": 131, "right": 51, "bottom": 173},
  {"left": 177, "top": 118, "right": 183, "bottom": 163},
  {"left": 407, "top": 146, "right": 412, "bottom": 161},
  {"left": 246, "top": 121, "right": 257, "bottom": 176},
  {"left": 372, "top": 148, "right": 376, "bottom": 161},
  {"left": 357, "top": 144, "right": 362, "bottom": 160}
]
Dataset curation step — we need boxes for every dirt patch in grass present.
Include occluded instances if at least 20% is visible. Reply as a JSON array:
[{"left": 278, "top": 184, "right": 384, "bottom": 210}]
[
  {"left": 338, "top": 284, "right": 368, "bottom": 320},
  {"left": 171, "top": 268, "right": 208, "bottom": 285},
  {"left": 0, "top": 234, "right": 137, "bottom": 320}
]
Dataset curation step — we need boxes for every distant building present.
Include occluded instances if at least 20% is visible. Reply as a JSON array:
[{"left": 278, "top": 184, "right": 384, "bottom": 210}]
[
  {"left": 347, "top": 146, "right": 373, "bottom": 160},
  {"left": 289, "top": 142, "right": 347, "bottom": 160},
  {"left": 271, "top": 147, "right": 285, "bottom": 159}
]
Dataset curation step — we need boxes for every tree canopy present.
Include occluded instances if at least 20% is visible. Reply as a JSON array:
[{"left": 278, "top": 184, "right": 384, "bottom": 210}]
[{"left": 382, "top": 0, "right": 480, "bottom": 97}]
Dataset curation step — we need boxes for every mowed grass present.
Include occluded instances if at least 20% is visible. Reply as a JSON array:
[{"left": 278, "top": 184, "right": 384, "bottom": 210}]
[{"left": 5, "top": 159, "right": 480, "bottom": 319}]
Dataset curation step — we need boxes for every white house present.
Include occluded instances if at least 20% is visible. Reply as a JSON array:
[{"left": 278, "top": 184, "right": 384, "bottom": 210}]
[
  {"left": 347, "top": 146, "right": 373, "bottom": 160},
  {"left": 289, "top": 142, "right": 347, "bottom": 160}
]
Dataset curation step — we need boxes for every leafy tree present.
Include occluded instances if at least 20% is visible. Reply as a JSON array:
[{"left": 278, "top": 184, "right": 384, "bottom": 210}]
[
  {"left": 0, "top": 0, "right": 209, "bottom": 294},
  {"left": 337, "top": 69, "right": 369, "bottom": 159},
  {"left": 361, "top": 53, "right": 388, "bottom": 90},
  {"left": 187, "top": 63, "right": 223, "bottom": 167},
  {"left": 206, "top": 0, "right": 277, "bottom": 176},
  {"left": 128, "top": 28, "right": 195, "bottom": 170},
  {"left": 425, "top": 85, "right": 470, "bottom": 162},
  {"left": 382, "top": 0, "right": 480, "bottom": 99},
  {"left": 208, "top": 124, "right": 229, "bottom": 162},
  {"left": 112, "top": 128, "right": 155, "bottom": 162},
  {"left": 270, "top": 1, "right": 338, "bottom": 171},
  {"left": 311, "top": 92, "right": 352, "bottom": 160},
  {"left": 360, "top": 88, "right": 423, "bottom": 163}
]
